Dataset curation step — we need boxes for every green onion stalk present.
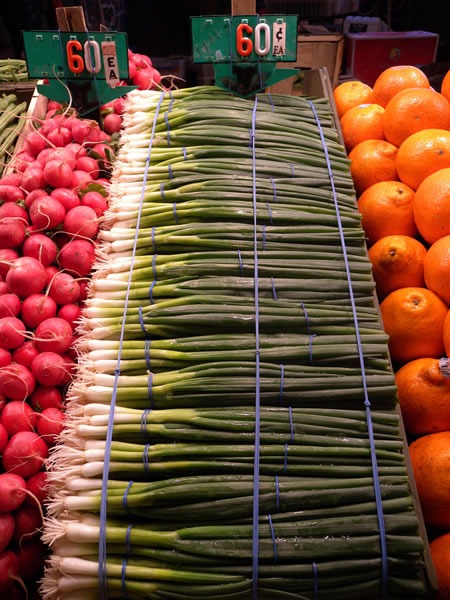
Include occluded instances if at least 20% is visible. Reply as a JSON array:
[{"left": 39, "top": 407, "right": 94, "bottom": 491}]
[{"left": 40, "top": 86, "right": 432, "bottom": 599}]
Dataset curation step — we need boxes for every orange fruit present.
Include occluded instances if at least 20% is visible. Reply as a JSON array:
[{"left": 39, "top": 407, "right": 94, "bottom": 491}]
[
  {"left": 333, "top": 80, "right": 374, "bottom": 119},
  {"left": 396, "top": 128, "right": 450, "bottom": 191},
  {"left": 357, "top": 180, "right": 417, "bottom": 244},
  {"left": 379, "top": 286, "right": 448, "bottom": 364},
  {"left": 441, "top": 69, "right": 450, "bottom": 104},
  {"left": 372, "top": 64, "right": 430, "bottom": 108},
  {"left": 395, "top": 358, "right": 450, "bottom": 436},
  {"left": 368, "top": 235, "right": 426, "bottom": 299},
  {"left": 383, "top": 87, "right": 450, "bottom": 147},
  {"left": 413, "top": 168, "right": 450, "bottom": 244},
  {"left": 409, "top": 431, "right": 450, "bottom": 529},
  {"left": 340, "top": 103, "right": 385, "bottom": 151},
  {"left": 424, "top": 236, "right": 450, "bottom": 305},
  {"left": 429, "top": 533, "right": 450, "bottom": 600},
  {"left": 348, "top": 139, "right": 399, "bottom": 196},
  {"left": 444, "top": 310, "right": 450, "bottom": 357}
]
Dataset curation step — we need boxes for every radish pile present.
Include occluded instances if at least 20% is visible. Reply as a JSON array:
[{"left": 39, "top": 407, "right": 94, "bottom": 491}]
[{"left": 0, "top": 96, "right": 118, "bottom": 597}]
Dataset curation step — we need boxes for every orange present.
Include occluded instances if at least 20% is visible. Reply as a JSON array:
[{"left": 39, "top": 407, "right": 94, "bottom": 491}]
[
  {"left": 333, "top": 80, "right": 374, "bottom": 119},
  {"left": 423, "top": 236, "right": 450, "bottom": 305},
  {"left": 395, "top": 358, "right": 450, "bottom": 436},
  {"left": 409, "top": 431, "right": 450, "bottom": 530},
  {"left": 441, "top": 69, "right": 450, "bottom": 104},
  {"left": 379, "top": 286, "right": 448, "bottom": 364},
  {"left": 383, "top": 87, "right": 450, "bottom": 147},
  {"left": 396, "top": 128, "right": 450, "bottom": 191},
  {"left": 429, "top": 533, "right": 450, "bottom": 600},
  {"left": 413, "top": 168, "right": 450, "bottom": 244},
  {"left": 368, "top": 235, "right": 426, "bottom": 299},
  {"left": 348, "top": 139, "right": 399, "bottom": 196},
  {"left": 340, "top": 103, "right": 385, "bottom": 151},
  {"left": 371, "top": 64, "right": 430, "bottom": 108},
  {"left": 357, "top": 180, "right": 417, "bottom": 244},
  {"left": 444, "top": 310, "right": 450, "bottom": 357}
]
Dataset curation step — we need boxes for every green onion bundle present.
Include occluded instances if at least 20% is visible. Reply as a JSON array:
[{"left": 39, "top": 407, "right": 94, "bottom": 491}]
[{"left": 41, "top": 86, "right": 432, "bottom": 599}]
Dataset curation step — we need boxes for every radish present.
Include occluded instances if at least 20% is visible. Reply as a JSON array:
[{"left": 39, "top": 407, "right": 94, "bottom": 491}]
[
  {"left": 46, "top": 125, "right": 72, "bottom": 147},
  {"left": 81, "top": 190, "right": 108, "bottom": 217},
  {"left": 71, "top": 119, "right": 101, "bottom": 145},
  {"left": 20, "top": 165, "right": 46, "bottom": 192},
  {"left": 0, "top": 218, "right": 26, "bottom": 249},
  {"left": 45, "top": 265, "right": 59, "bottom": 286},
  {"left": 36, "top": 407, "right": 65, "bottom": 445},
  {"left": 0, "top": 348, "right": 11, "bottom": 368},
  {"left": 0, "top": 513, "right": 14, "bottom": 553},
  {"left": 0, "top": 400, "right": 37, "bottom": 436},
  {"left": 0, "top": 550, "right": 20, "bottom": 594},
  {"left": 44, "top": 146, "right": 77, "bottom": 170},
  {"left": 12, "top": 341, "right": 39, "bottom": 369},
  {"left": 63, "top": 205, "right": 99, "bottom": 239},
  {"left": 75, "top": 155, "right": 100, "bottom": 179},
  {"left": 0, "top": 317, "right": 27, "bottom": 349},
  {"left": 0, "top": 173, "right": 22, "bottom": 187},
  {"left": 31, "top": 351, "right": 69, "bottom": 386},
  {"left": 5, "top": 256, "right": 47, "bottom": 297},
  {"left": 28, "top": 195, "right": 66, "bottom": 230},
  {"left": 0, "top": 422, "right": 8, "bottom": 453},
  {"left": 50, "top": 187, "right": 80, "bottom": 211},
  {"left": 34, "top": 317, "right": 73, "bottom": 354},
  {"left": 24, "top": 130, "right": 48, "bottom": 157},
  {"left": 0, "top": 473, "right": 27, "bottom": 511},
  {"left": 24, "top": 187, "right": 47, "bottom": 210},
  {"left": 29, "top": 385, "right": 63, "bottom": 411},
  {"left": 57, "top": 302, "right": 82, "bottom": 330},
  {"left": 58, "top": 238, "right": 96, "bottom": 277},
  {"left": 133, "top": 66, "right": 159, "bottom": 90},
  {"left": 0, "top": 294, "right": 21, "bottom": 318},
  {"left": 21, "top": 294, "right": 57, "bottom": 329},
  {"left": 43, "top": 159, "right": 73, "bottom": 188},
  {"left": 0, "top": 248, "right": 19, "bottom": 279},
  {"left": 71, "top": 169, "right": 93, "bottom": 190},
  {"left": 25, "top": 470, "right": 48, "bottom": 506},
  {"left": 12, "top": 504, "right": 42, "bottom": 541},
  {"left": 22, "top": 234, "right": 58, "bottom": 267},
  {"left": 0, "top": 362, "right": 36, "bottom": 400},
  {"left": 102, "top": 112, "right": 122, "bottom": 134},
  {"left": 2, "top": 431, "right": 49, "bottom": 478},
  {"left": 0, "top": 185, "right": 24, "bottom": 203},
  {"left": 11, "top": 150, "right": 35, "bottom": 173},
  {"left": 47, "top": 271, "right": 80, "bottom": 305},
  {"left": 0, "top": 202, "right": 29, "bottom": 224}
]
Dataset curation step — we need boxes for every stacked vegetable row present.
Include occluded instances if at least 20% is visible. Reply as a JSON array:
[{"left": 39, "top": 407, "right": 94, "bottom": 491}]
[{"left": 41, "top": 86, "right": 431, "bottom": 599}]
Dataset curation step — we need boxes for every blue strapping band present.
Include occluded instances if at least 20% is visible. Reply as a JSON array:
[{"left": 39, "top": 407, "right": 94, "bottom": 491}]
[
  {"left": 173, "top": 202, "right": 179, "bottom": 224},
  {"left": 98, "top": 92, "right": 168, "bottom": 600},
  {"left": 182, "top": 146, "right": 187, "bottom": 160},
  {"left": 289, "top": 163, "right": 295, "bottom": 176},
  {"left": 152, "top": 254, "right": 157, "bottom": 282},
  {"left": 312, "top": 561, "right": 319, "bottom": 599},
  {"left": 266, "top": 201, "right": 273, "bottom": 224},
  {"left": 289, "top": 405, "right": 294, "bottom": 442},
  {"left": 144, "top": 339, "right": 152, "bottom": 371},
  {"left": 237, "top": 249, "right": 244, "bottom": 274},
  {"left": 283, "top": 443, "right": 289, "bottom": 473},
  {"left": 271, "top": 277, "right": 277, "bottom": 300},
  {"left": 274, "top": 475, "right": 280, "bottom": 512},
  {"left": 250, "top": 96, "right": 262, "bottom": 600},
  {"left": 308, "top": 99, "right": 389, "bottom": 598},
  {"left": 300, "top": 301, "right": 311, "bottom": 335},
  {"left": 160, "top": 182, "right": 166, "bottom": 199},
  {"left": 121, "top": 558, "right": 129, "bottom": 599},
  {"left": 168, "top": 164, "right": 173, "bottom": 179},
  {"left": 122, "top": 480, "right": 134, "bottom": 516},
  {"left": 125, "top": 524, "right": 133, "bottom": 555},
  {"left": 138, "top": 305, "right": 147, "bottom": 337},
  {"left": 268, "top": 514, "right": 278, "bottom": 564},
  {"left": 149, "top": 280, "right": 156, "bottom": 304},
  {"left": 279, "top": 363, "right": 284, "bottom": 405},
  {"left": 309, "top": 333, "right": 317, "bottom": 365},
  {"left": 140, "top": 408, "right": 151, "bottom": 439},
  {"left": 143, "top": 443, "right": 150, "bottom": 473},
  {"left": 148, "top": 372, "right": 154, "bottom": 408}
]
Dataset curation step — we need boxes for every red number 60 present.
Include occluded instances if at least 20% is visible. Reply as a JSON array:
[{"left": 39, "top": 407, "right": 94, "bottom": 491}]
[{"left": 66, "top": 39, "right": 84, "bottom": 74}]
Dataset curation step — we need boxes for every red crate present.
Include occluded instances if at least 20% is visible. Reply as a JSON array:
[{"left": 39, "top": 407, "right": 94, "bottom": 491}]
[{"left": 345, "top": 31, "right": 439, "bottom": 86}]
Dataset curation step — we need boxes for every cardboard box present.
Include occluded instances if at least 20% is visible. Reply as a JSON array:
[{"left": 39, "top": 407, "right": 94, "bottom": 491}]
[{"left": 345, "top": 30, "right": 439, "bottom": 86}]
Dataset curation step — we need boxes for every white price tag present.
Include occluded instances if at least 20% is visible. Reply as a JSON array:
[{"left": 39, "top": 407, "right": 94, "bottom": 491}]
[
  {"left": 101, "top": 41, "right": 120, "bottom": 87},
  {"left": 272, "top": 22, "right": 286, "bottom": 57}
]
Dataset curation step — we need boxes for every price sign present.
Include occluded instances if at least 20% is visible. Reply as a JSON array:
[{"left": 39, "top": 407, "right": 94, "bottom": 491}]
[
  {"left": 191, "top": 15, "right": 297, "bottom": 63},
  {"left": 22, "top": 30, "right": 136, "bottom": 107}
]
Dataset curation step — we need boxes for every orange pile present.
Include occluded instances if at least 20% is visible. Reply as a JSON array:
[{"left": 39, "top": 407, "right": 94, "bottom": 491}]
[{"left": 335, "top": 64, "right": 450, "bottom": 598}]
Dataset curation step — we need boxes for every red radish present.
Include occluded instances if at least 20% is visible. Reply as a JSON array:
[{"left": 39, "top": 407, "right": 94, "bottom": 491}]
[
  {"left": 0, "top": 173, "right": 22, "bottom": 187},
  {"left": 47, "top": 272, "right": 80, "bottom": 305},
  {"left": 89, "top": 142, "right": 114, "bottom": 162},
  {"left": 0, "top": 201, "right": 29, "bottom": 224},
  {"left": 71, "top": 119, "right": 101, "bottom": 145},
  {"left": 0, "top": 218, "right": 26, "bottom": 249},
  {"left": 132, "top": 52, "right": 153, "bottom": 69},
  {"left": 57, "top": 303, "right": 82, "bottom": 330},
  {"left": 78, "top": 278, "right": 90, "bottom": 302},
  {"left": 128, "top": 58, "right": 137, "bottom": 79},
  {"left": 24, "top": 187, "right": 48, "bottom": 210},
  {"left": 113, "top": 96, "right": 126, "bottom": 115},
  {"left": 29, "top": 194, "right": 66, "bottom": 230},
  {"left": 65, "top": 141, "right": 87, "bottom": 157},
  {"left": 63, "top": 205, "right": 99, "bottom": 239},
  {"left": 11, "top": 150, "right": 35, "bottom": 173},
  {"left": 2, "top": 431, "right": 49, "bottom": 478},
  {"left": 0, "top": 185, "right": 24, "bottom": 203},
  {"left": 29, "top": 385, "right": 63, "bottom": 411},
  {"left": 31, "top": 351, "right": 68, "bottom": 387},
  {"left": 21, "top": 293, "right": 58, "bottom": 328},
  {"left": 102, "top": 112, "right": 122, "bottom": 134},
  {"left": 36, "top": 407, "right": 65, "bottom": 445},
  {"left": 0, "top": 513, "right": 14, "bottom": 552},
  {"left": 58, "top": 238, "right": 96, "bottom": 276},
  {"left": 0, "top": 362, "right": 36, "bottom": 400},
  {"left": 0, "top": 293, "right": 21, "bottom": 318},
  {"left": 133, "top": 66, "right": 158, "bottom": 90},
  {"left": 46, "top": 125, "right": 72, "bottom": 147},
  {"left": 13, "top": 504, "right": 42, "bottom": 541},
  {"left": 22, "top": 234, "right": 58, "bottom": 267},
  {"left": 43, "top": 159, "right": 73, "bottom": 188},
  {"left": 0, "top": 393, "right": 6, "bottom": 413},
  {"left": 0, "top": 400, "right": 37, "bottom": 436},
  {"left": 0, "top": 550, "right": 20, "bottom": 594},
  {"left": 0, "top": 316, "right": 27, "bottom": 349},
  {"left": 0, "top": 348, "right": 11, "bottom": 368},
  {"left": 0, "top": 248, "right": 19, "bottom": 279},
  {"left": 0, "top": 282, "right": 7, "bottom": 295},
  {"left": 44, "top": 146, "right": 77, "bottom": 170},
  {"left": 25, "top": 470, "right": 48, "bottom": 506},
  {"left": 0, "top": 473, "right": 27, "bottom": 511},
  {"left": 12, "top": 341, "right": 39, "bottom": 369},
  {"left": 45, "top": 265, "right": 59, "bottom": 286},
  {"left": 71, "top": 169, "right": 93, "bottom": 190},
  {"left": 34, "top": 317, "right": 73, "bottom": 354},
  {"left": 60, "top": 353, "right": 76, "bottom": 386},
  {"left": 50, "top": 187, "right": 80, "bottom": 211},
  {"left": 0, "top": 422, "right": 8, "bottom": 453},
  {"left": 47, "top": 99, "right": 63, "bottom": 111},
  {"left": 24, "top": 130, "right": 48, "bottom": 156},
  {"left": 5, "top": 256, "right": 47, "bottom": 297},
  {"left": 75, "top": 155, "right": 100, "bottom": 179},
  {"left": 20, "top": 164, "right": 46, "bottom": 192},
  {"left": 81, "top": 190, "right": 108, "bottom": 217}
]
